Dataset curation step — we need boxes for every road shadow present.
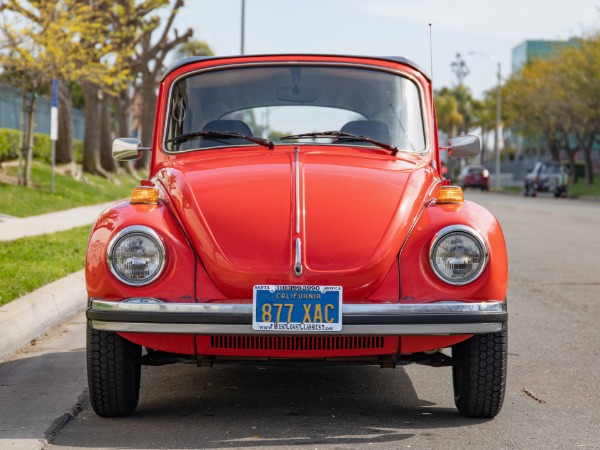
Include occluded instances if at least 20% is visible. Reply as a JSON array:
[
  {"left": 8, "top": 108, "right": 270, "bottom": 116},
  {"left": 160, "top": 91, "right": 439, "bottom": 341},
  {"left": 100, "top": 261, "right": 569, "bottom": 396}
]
[{"left": 50, "top": 363, "right": 490, "bottom": 449}]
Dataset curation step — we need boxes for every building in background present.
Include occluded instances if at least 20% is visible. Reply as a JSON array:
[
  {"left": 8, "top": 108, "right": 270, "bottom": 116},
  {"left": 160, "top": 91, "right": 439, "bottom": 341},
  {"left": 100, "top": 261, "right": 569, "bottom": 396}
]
[{"left": 511, "top": 39, "right": 578, "bottom": 73}]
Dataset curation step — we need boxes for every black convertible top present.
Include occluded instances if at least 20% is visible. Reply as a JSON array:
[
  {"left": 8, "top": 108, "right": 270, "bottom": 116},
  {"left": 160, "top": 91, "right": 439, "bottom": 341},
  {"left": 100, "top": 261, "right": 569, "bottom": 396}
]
[{"left": 161, "top": 54, "right": 430, "bottom": 82}]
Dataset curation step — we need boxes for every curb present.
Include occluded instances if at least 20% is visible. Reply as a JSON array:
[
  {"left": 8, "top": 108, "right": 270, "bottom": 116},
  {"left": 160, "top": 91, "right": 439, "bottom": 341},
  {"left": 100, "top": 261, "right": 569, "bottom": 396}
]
[{"left": 0, "top": 270, "right": 86, "bottom": 362}]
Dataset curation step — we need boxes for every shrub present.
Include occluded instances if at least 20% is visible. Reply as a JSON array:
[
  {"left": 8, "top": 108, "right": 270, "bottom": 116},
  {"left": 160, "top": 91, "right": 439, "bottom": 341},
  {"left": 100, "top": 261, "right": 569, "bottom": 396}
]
[
  {"left": 0, "top": 128, "right": 82, "bottom": 164},
  {"left": 0, "top": 129, "right": 20, "bottom": 163}
]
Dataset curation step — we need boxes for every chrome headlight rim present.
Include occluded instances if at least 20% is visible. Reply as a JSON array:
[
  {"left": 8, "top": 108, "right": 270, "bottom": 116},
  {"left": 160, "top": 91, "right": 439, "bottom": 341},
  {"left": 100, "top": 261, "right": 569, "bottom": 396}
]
[
  {"left": 429, "top": 225, "right": 489, "bottom": 286},
  {"left": 107, "top": 225, "right": 166, "bottom": 287}
]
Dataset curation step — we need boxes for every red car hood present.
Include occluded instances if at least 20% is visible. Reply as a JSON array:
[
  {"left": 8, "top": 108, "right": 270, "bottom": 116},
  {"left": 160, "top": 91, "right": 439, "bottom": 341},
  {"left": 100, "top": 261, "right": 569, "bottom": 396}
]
[{"left": 156, "top": 147, "right": 436, "bottom": 300}]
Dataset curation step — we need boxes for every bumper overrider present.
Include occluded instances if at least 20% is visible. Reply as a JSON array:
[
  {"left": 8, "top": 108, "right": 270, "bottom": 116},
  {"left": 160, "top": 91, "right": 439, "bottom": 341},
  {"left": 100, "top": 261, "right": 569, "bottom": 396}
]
[{"left": 87, "top": 299, "right": 507, "bottom": 335}]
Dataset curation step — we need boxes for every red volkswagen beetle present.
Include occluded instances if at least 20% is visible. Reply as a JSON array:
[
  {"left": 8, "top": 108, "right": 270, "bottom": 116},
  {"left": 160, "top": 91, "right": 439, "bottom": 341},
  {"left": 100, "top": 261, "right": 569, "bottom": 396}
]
[{"left": 86, "top": 55, "right": 508, "bottom": 419}]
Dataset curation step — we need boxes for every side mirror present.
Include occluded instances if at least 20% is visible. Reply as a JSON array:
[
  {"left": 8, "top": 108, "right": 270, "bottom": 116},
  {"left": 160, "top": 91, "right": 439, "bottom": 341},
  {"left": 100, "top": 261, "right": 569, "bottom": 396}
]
[
  {"left": 112, "top": 138, "right": 149, "bottom": 161},
  {"left": 447, "top": 135, "right": 480, "bottom": 158}
]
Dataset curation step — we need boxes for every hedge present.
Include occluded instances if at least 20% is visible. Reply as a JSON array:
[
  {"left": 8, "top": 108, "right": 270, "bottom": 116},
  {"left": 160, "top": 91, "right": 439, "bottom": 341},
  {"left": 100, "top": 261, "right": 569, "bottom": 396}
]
[{"left": 0, "top": 128, "right": 83, "bottom": 164}]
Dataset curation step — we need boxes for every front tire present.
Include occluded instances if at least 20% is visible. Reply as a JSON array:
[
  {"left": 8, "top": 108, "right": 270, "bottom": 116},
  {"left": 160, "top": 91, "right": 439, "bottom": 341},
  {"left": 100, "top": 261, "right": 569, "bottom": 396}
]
[
  {"left": 452, "top": 323, "right": 507, "bottom": 418},
  {"left": 87, "top": 322, "right": 141, "bottom": 417}
]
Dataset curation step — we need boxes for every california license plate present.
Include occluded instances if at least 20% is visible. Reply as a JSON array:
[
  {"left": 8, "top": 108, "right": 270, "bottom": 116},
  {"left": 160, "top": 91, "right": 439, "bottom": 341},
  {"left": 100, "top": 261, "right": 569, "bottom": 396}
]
[{"left": 252, "top": 285, "right": 342, "bottom": 332}]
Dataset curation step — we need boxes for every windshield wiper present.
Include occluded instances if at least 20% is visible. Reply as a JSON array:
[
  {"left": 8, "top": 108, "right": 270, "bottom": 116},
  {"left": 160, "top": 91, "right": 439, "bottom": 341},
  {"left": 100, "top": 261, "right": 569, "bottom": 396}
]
[
  {"left": 167, "top": 130, "right": 274, "bottom": 149},
  {"left": 280, "top": 131, "right": 398, "bottom": 155}
]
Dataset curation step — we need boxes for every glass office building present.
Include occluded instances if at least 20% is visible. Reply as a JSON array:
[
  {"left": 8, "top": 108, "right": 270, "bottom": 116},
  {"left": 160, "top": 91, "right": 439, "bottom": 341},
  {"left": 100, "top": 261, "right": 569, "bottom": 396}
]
[{"left": 512, "top": 39, "right": 577, "bottom": 73}]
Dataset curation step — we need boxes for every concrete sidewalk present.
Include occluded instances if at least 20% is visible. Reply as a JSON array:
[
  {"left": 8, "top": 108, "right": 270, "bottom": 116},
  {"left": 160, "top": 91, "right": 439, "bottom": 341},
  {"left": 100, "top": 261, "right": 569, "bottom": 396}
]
[
  {"left": 0, "top": 201, "right": 115, "bottom": 241},
  {"left": 0, "top": 201, "right": 117, "bottom": 362}
]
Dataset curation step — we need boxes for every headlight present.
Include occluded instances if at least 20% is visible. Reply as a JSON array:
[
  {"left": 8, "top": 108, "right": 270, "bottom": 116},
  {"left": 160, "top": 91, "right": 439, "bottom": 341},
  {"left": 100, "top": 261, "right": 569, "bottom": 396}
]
[
  {"left": 429, "top": 225, "right": 488, "bottom": 285},
  {"left": 107, "top": 226, "right": 166, "bottom": 286}
]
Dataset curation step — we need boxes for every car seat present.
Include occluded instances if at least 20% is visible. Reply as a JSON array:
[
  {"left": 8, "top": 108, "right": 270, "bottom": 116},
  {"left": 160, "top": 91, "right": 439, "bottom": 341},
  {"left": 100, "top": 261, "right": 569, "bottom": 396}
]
[{"left": 339, "top": 120, "right": 391, "bottom": 144}]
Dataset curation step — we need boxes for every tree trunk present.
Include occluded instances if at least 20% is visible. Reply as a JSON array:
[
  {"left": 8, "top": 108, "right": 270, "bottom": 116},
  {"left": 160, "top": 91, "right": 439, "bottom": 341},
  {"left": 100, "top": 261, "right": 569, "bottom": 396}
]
[
  {"left": 56, "top": 80, "right": 74, "bottom": 165},
  {"left": 567, "top": 148, "right": 578, "bottom": 184},
  {"left": 583, "top": 144, "right": 595, "bottom": 185},
  {"left": 25, "top": 98, "right": 36, "bottom": 186},
  {"left": 81, "top": 81, "right": 109, "bottom": 177},
  {"left": 114, "top": 88, "right": 132, "bottom": 137},
  {"left": 135, "top": 80, "right": 156, "bottom": 174},
  {"left": 576, "top": 133, "right": 595, "bottom": 185},
  {"left": 17, "top": 84, "right": 26, "bottom": 186},
  {"left": 19, "top": 89, "right": 37, "bottom": 187},
  {"left": 99, "top": 90, "right": 116, "bottom": 173},
  {"left": 562, "top": 134, "right": 578, "bottom": 183},
  {"left": 112, "top": 89, "right": 141, "bottom": 178},
  {"left": 547, "top": 136, "right": 561, "bottom": 162}
]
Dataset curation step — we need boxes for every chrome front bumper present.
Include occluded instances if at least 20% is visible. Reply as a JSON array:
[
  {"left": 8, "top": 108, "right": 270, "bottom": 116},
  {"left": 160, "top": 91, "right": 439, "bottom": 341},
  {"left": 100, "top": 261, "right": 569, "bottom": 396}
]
[{"left": 87, "top": 299, "right": 507, "bottom": 336}]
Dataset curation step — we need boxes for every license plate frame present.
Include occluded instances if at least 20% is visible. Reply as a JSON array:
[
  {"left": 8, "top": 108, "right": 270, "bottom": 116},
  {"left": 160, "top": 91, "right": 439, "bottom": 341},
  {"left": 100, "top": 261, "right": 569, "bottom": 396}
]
[{"left": 252, "top": 285, "right": 342, "bottom": 332}]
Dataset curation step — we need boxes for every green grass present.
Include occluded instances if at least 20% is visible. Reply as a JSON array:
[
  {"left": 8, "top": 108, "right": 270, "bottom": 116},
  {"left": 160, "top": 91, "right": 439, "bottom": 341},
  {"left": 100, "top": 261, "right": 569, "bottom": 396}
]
[
  {"left": 0, "top": 162, "right": 139, "bottom": 217},
  {"left": 0, "top": 226, "right": 90, "bottom": 306},
  {"left": 568, "top": 178, "right": 600, "bottom": 197},
  {"left": 491, "top": 185, "right": 522, "bottom": 194}
]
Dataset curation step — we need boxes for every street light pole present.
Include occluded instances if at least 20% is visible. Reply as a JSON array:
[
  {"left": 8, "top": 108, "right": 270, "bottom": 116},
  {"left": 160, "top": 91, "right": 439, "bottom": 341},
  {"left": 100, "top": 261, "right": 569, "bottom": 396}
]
[
  {"left": 469, "top": 52, "right": 502, "bottom": 189},
  {"left": 450, "top": 53, "right": 470, "bottom": 87},
  {"left": 240, "top": 0, "right": 245, "bottom": 55},
  {"left": 492, "top": 60, "right": 502, "bottom": 190}
]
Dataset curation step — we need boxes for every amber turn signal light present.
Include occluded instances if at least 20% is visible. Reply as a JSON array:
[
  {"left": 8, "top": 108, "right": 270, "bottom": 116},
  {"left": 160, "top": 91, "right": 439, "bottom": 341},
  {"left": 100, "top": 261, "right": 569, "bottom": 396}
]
[
  {"left": 131, "top": 186, "right": 159, "bottom": 204},
  {"left": 437, "top": 186, "right": 464, "bottom": 204}
]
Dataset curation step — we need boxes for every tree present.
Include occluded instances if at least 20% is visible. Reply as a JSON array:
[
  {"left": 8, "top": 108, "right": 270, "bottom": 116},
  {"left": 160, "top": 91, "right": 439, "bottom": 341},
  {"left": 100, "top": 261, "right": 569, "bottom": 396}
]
[
  {"left": 104, "top": 0, "right": 173, "bottom": 171},
  {"left": 436, "top": 85, "right": 478, "bottom": 135},
  {"left": 56, "top": 79, "right": 74, "bottom": 166},
  {"left": 503, "top": 38, "right": 600, "bottom": 185},
  {"left": 471, "top": 93, "right": 496, "bottom": 165},
  {"left": 122, "top": 0, "right": 192, "bottom": 170},
  {"left": 172, "top": 39, "right": 214, "bottom": 60},
  {"left": 435, "top": 93, "right": 463, "bottom": 138},
  {"left": 0, "top": 0, "right": 127, "bottom": 182},
  {"left": 503, "top": 58, "right": 570, "bottom": 163},
  {"left": 560, "top": 36, "right": 600, "bottom": 184}
]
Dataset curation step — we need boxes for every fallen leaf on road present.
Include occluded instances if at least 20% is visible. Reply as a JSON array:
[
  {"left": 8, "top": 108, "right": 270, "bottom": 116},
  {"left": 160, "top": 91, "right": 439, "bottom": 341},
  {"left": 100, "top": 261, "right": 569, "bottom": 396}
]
[{"left": 522, "top": 387, "right": 546, "bottom": 404}]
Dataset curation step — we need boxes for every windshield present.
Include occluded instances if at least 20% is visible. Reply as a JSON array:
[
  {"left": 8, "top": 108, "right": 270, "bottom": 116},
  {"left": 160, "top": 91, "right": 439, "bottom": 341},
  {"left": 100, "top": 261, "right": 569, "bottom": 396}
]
[
  {"left": 164, "top": 65, "right": 426, "bottom": 153},
  {"left": 543, "top": 163, "right": 562, "bottom": 174}
]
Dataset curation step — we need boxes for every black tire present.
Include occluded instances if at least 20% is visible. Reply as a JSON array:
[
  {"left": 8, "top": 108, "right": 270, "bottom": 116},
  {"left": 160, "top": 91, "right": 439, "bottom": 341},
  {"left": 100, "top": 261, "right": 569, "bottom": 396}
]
[
  {"left": 555, "top": 188, "right": 567, "bottom": 198},
  {"left": 87, "top": 322, "right": 141, "bottom": 417},
  {"left": 452, "top": 323, "right": 507, "bottom": 418}
]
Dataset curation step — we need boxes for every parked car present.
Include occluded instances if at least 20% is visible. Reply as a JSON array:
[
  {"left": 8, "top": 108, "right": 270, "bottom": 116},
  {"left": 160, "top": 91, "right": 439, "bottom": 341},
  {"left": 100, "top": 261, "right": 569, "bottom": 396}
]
[
  {"left": 458, "top": 165, "right": 490, "bottom": 191},
  {"left": 86, "top": 55, "right": 508, "bottom": 419},
  {"left": 524, "top": 161, "right": 568, "bottom": 197}
]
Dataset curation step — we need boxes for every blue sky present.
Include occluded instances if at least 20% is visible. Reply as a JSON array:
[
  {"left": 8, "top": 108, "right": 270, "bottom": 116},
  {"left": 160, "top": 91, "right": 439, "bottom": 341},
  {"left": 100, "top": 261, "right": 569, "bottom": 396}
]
[{"left": 172, "top": 0, "right": 600, "bottom": 98}]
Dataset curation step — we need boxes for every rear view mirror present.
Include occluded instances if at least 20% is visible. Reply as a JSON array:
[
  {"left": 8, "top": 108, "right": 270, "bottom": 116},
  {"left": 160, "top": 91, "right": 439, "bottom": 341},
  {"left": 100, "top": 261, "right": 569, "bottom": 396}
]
[
  {"left": 276, "top": 86, "right": 317, "bottom": 103},
  {"left": 113, "top": 138, "right": 147, "bottom": 161},
  {"left": 448, "top": 135, "right": 480, "bottom": 158}
]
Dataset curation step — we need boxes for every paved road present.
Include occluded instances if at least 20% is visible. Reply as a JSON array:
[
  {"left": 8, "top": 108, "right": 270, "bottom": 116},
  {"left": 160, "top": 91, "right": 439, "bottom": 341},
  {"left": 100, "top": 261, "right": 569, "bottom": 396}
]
[{"left": 2, "top": 192, "right": 599, "bottom": 449}]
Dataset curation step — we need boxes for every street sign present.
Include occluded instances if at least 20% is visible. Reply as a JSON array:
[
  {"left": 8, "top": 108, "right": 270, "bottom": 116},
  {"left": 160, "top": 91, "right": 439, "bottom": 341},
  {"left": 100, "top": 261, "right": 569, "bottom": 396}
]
[{"left": 50, "top": 79, "right": 58, "bottom": 142}]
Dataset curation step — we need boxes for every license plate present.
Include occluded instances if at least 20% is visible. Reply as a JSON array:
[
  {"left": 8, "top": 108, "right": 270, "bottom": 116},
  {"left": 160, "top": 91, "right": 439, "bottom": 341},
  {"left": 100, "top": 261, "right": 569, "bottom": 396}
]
[{"left": 252, "top": 285, "right": 342, "bottom": 332}]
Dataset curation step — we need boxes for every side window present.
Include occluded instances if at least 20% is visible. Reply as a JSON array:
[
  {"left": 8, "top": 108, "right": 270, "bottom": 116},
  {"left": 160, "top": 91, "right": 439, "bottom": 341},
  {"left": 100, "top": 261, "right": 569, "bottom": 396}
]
[{"left": 166, "top": 81, "right": 189, "bottom": 141}]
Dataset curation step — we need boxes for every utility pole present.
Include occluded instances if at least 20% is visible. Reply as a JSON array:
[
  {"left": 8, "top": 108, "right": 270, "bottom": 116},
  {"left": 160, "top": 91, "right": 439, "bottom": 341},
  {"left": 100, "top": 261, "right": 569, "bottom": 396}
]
[
  {"left": 240, "top": 0, "right": 245, "bottom": 55},
  {"left": 495, "top": 60, "right": 502, "bottom": 190}
]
